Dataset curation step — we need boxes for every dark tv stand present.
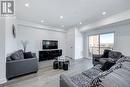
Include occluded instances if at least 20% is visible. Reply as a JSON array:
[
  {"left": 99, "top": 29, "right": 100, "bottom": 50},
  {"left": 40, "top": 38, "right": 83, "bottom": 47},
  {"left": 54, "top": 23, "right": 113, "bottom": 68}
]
[{"left": 39, "top": 49, "right": 62, "bottom": 61}]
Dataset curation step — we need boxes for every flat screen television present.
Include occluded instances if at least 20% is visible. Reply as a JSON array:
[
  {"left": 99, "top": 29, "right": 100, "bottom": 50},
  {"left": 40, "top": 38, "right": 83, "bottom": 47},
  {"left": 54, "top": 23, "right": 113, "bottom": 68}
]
[{"left": 42, "top": 40, "right": 58, "bottom": 49}]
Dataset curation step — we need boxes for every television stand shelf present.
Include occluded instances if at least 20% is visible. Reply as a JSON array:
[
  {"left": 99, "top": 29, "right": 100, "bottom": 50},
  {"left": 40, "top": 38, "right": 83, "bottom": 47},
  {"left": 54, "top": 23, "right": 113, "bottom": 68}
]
[{"left": 39, "top": 49, "right": 62, "bottom": 61}]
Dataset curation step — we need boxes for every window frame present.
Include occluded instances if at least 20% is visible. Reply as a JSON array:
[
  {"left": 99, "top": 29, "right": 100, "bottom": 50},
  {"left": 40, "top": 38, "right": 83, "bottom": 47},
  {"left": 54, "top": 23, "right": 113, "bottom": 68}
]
[{"left": 88, "top": 32, "right": 115, "bottom": 56}]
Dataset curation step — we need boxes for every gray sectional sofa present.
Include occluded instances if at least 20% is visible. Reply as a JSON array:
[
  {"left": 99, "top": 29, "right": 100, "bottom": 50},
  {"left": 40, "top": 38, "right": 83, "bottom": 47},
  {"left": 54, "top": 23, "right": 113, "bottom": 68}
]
[
  {"left": 60, "top": 54, "right": 130, "bottom": 87},
  {"left": 6, "top": 50, "right": 38, "bottom": 79}
]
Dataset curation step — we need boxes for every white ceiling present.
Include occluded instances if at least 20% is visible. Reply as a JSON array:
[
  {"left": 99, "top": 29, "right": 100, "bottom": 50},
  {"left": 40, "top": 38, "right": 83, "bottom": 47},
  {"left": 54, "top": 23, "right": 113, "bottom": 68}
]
[{"left": 16, "top": 0, "right": 130, "bottom": 29}]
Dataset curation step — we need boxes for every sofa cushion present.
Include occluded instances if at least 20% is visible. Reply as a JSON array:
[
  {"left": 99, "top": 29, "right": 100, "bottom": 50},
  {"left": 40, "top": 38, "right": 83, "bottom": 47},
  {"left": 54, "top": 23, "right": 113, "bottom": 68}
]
[
  {"left": 11, "top": 50, "right": 24, "bottom": 60},
  {"left": 101, "top": 61, "right": 115, "bottom": 71},
  {"left": 99, "top": 58, "right": 115, "bottom": 65},
  {"left": 24, "top": 52, "right": 33, "bottom": 59},
  {"left": 108, "top": 51, "right": 122, "bottom": 60},
  {"left": 101, "top": 50, "right": 111, "bottom": 58},
  {"left": 99, "top": 58, "right": 107, "bottom": 64}
]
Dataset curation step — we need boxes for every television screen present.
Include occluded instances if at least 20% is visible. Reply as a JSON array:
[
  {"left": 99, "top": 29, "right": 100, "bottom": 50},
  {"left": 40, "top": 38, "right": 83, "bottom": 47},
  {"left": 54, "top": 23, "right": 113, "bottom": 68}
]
[{"left": 42, "top": 40, "right": 58, "bottom": 49}]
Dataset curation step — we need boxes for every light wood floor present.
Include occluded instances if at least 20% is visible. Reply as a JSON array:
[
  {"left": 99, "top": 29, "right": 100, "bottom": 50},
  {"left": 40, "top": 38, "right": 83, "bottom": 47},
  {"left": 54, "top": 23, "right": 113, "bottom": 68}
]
[{"left": 1, "top": 58, "right": 93, "bottom": 87}]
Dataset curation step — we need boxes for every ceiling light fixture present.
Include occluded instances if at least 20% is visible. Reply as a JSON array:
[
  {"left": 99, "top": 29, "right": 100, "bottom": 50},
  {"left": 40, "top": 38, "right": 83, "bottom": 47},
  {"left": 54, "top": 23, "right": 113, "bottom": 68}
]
[
  {"left": 41, "top": 20, "right": 44, "bottom": 23},
  {"left": 60, "top": 16, "right": 64, "bottom": 19},
  {"left": 102, "top": 12, "right": 106, "bottom": 15},
  {"left": 80, "top": 22, "right": 82, "bottom": 25},
  {"left": 25, "top": 3, "right": 29, "bottom": 7}
]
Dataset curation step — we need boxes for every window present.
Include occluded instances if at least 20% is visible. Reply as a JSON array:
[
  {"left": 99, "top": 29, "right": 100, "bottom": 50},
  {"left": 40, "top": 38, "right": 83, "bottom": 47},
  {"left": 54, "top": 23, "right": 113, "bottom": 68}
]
[
  {"left": 88, "top": 35, "right": 99, "bottom": 56},
  {"left": 88, "top": 33, "right": 114, "bottom": 57}
]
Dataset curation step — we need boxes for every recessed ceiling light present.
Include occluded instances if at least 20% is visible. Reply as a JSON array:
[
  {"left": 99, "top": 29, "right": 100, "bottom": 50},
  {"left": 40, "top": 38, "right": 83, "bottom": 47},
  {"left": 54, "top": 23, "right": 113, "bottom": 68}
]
[
  {"left": 80, "top": 22, "right": 82, "bottom": 25},
  {"left": 41, "top": 20, "right": 44, "bottom": 23},
  {"left": 102, "top": 12, "right": 106, "bottom": 15},
  {"left": 61, "top": 25, "right": 64, "bottom": 27},
  {"left": 25, "top": 3, "right": 29, "bottom": 7},
  {"left": 60, "top": 16, "right": 64, "bottom": 19}
]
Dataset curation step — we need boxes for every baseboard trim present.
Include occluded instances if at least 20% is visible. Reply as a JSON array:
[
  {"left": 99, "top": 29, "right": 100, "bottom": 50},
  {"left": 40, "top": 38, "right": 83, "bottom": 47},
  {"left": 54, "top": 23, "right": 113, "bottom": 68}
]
[
  {"left": 84, "top": 57, "right": 92, "bottom": 60},
  {"left": 0, "top": 78, "right": 7, "bottom": 85},
  {"left": 65, "top": 56, "right": 73, "bottom": 59}
]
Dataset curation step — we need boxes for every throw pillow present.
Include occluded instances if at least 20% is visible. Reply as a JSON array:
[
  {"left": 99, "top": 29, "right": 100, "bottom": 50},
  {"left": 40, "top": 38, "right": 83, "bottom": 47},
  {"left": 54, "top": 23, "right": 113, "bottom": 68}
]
[
  {"left": 11, "top": 50, "right": 24, "bottom": 60},
  {"left": 101, "top": 50, "right": 111, "bottom": 58},
  {"left": 101, "top": 61, "right": 115, "bottom": 71},
  {"left": 24, "top": 52, "right": 33, "bottom": 59}
]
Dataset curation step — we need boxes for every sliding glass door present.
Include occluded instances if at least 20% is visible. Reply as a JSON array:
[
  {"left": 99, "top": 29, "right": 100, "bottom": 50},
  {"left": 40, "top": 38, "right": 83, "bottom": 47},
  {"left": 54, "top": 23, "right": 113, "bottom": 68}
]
[
  {"left": 88, "top": 35, "right": 99, "bottom": 56},
  {"left": 88, "top": 33, "right": 114, "bottom": 57},
  {"left": 100, "top": 33, "right": 114, "bottom": 54}
]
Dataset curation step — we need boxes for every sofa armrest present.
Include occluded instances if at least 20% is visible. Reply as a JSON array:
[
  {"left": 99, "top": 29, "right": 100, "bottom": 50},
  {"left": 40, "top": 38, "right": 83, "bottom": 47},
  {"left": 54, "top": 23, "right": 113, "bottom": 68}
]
[
  {"left": 93, "top": 54, "right": 102, "bottom": 61},
  {"left": 93, "top": 54, "right": 102, "bottom": 66},
  {"left": 60, "top": 75, "right": 77, "bottom": 87},
  {"left": 93, "top": 54, "right": 102, "bottom": 59},
  {"left": 32, "top": 53, "right": 37, "bottom": 58}
]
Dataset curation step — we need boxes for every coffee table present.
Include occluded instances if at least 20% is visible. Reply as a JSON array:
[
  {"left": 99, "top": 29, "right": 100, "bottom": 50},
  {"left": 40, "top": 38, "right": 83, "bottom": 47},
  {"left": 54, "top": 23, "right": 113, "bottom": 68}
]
[{"left": 53, "top": 56, "right": 70, "bottom": 70}]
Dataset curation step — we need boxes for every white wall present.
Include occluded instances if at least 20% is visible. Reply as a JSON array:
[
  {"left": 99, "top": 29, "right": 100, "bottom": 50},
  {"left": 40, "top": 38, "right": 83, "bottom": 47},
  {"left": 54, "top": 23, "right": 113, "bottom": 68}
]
[
  {"left": 16, "top": 25, "right": 66, "bottom": 58},
  {"left": 75, "top": 28, "right": 83, "bottom": 59},
  {"left": 66, "top": 28, "right": 83, "bottom": 59},
  {"left": 84, "top": 23, "right": 130, "bottom": 58},
  {"left": 66, "top": 28, "right": 75, "bottom": 59},
  {"left": 0, "top": 17, "right": 6, "bottom": 84},
  {"left": 0, "top": 17, "right": 17, "bottom": 84},
  {"left": 5, "top": 17, "right": 18, "bottom": 56}
]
